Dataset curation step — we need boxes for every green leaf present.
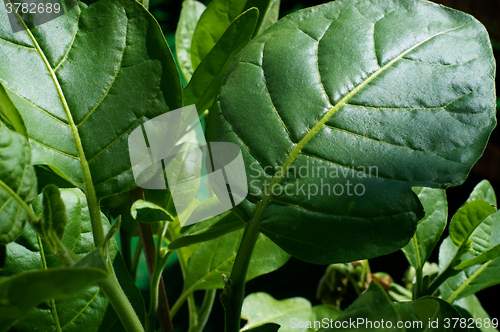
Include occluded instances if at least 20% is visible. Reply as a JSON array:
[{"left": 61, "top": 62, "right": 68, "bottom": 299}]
[
  {"left": 31, "top": 184, "right": 67, "bottom": 254},
  {"left": 168, "top": 210, "right": 244, "bottom": 250},
  {"left": 206, "top": 0, "right": 496, "bottom": 264},
  {"left": 131, "top": 199, "right": 173, "bottom": 223},
  {"left": 455, "top": 210, "right": 500, "bottom": 270},
  {"left": 466, "top": 180, "right": 497, "bottom": 207},
  {"left": 449, "top": 200, "right": 496, "bottom": 249},
  {"left": 395, "top": 296, "right": 467, "bottom": 332},
  {"left": 403, "top": 188, "right": 448, "bottom": 269},
  {"left": 244, "top": 0, "right": 280, "bottom": 36},
  {"left": 190, "top": 0, "right": 249, "bottom": 69},
  {"left": 0, "top": 83, "right": 27, "bottom": 138},
  {"left": 0, "top": 267, "right": 107, "bottom": 332},
  {"left": 2, "top": 188, "right": 145, "bottom": 332},
  {"left": 176, "top": 0, "right": 207, "bottom": 82},
  {"left": 241, "top": 292, "right": 339, "bottom": 332},
  {"left": 0, "top": 124, "right": 37, "bottom": 244},
  {"left": 183, "top": 7, "right": 258, "bottom": 113},
  {"left": 182, "top": 228, "right": 289, "bottom": 293},
  {"left": 0, "top": 0, "right": 182, "bottom": 199},
  {"left": 318, "top": 283, "right": 402, "bottom": 331},
  {"left": 454, "top": 295, "right": 499, "bottom": 332},
  {"left": 439, "top": 237, "right": 500, "bottom": 302}
]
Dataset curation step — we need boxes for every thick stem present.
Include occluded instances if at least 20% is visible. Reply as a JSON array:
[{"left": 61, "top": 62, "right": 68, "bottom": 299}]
[
  {"left": 223, "top": 207, "right": 264, "bottom": 332},
  {"left": 97, "top": 276, "right": 145, "bottom": 332}
]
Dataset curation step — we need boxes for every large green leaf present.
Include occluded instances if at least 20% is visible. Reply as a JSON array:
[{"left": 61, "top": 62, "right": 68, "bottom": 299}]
[
  {"left": 241, "top": 292, "right": 341, "bottom": 332},
  {"left": 1, "top": 188, "right": 145, "bottom": 332},
  {"left": 207, "top": 0, "right": 497, "bottom": 264},
  {"left": 182, "top": 228, "right": 289, "bottom": 293},
  {"left": 466, "top": 180, "right": 497, "bottom": 207},
  {"left": 439, "top": 237, "right": 500, "bottom": 302},
  {"left": 0, "top": 124, "right": 37, "bottom": 244},
  {"left": 0, "top": 0, "right": 182, "bottom": 200},
  {"left": 402, "top": 187, "right": 447, "bottom": 269},
  {"left": 0, "top": 267, "right": 107, "bottom": 332},
  {"left": 318, "top": 283, "right": 402, "bottom": 331},
  {"left": 243, "top": 0, "right": 280, "bottom": 36},
  {"left": 176, "top": 0, "right": 207, "bottom": 82},
  {"left": 183, "top": 7, "right": 258, "bottom": 113}
]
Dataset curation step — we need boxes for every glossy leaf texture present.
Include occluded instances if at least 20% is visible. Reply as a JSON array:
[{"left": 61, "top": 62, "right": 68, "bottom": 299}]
[
  {"left": 182, "top": 228, "right": 290, "bottom": 293},
  {"left": 318, "top": 283, "right": 402, "bottom": 331},
  {"left": 402, "top": 187, "right": 447, "bottom": 270},
  {"left": 439, "top": 237, "right": 500, "bottom": 303},
  {"left": 0, "top": 267, "right": 107, "bottom": 332},
  {"left": 0, "top": 0, "right": 182, "bottom": 199},
  {"left": 207, "top": 0, "right": 497, "bottom": 264},
  {"left": 0, "top": 125, "right": 37, "bottom": 244},
  {"left": 1, "top": 188, "right": 145, "bottom": 332},
  {"left": 244, "top": 0, "right": 280, "bottom": 36},
  {"left": 241, "top": 292, "right": 341, "bottom": 332},
  {"left": 176, "top": 0, "right": 207, "bottom": 82},
  {"left": 466, "top": 180, "right": 497, "bottom": 207}
]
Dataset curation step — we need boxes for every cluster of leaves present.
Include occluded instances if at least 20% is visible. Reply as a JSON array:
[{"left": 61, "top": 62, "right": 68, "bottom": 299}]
[{"left": 0, "top": 0, "right": 497, "bottom": 331}]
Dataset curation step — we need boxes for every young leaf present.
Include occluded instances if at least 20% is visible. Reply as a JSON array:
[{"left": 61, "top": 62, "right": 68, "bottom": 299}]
[
  {"left": 244, "top": 0, "right": 280, "bottom": 36},
  {"left": 241, "top": 292, "right": 340, "bottom": 332},
  {"left": 2, "top": 188, "right": 145, "bottom": 332},
  {"left": 439, "top": 237, "right": 500, "bottom": 302},
  {"left": 466, "top": 180, "right": 497, "bottom": 207},
  {"left": 454, "top": 295, "right": 499, "bottom": 332},
  {"left": 0, "top": 0, "right": 182, "bottom": 200},
  {"left": 183, "top": 7, "right": 259, "bottom": 113},
  {"left": 318, "top": 283, "right": 402, "bottom": 331},
  {"left": 0, "top": 125, "right": 37, "bottom": 244},
  {"left": 402, "top": 187, "right": 447, "bottom": 270},
  {"left": 207, "top": 0, "right": 497, "bottom": 264},
  {"left": 176, "top": 0, "right": 207, "bottom": 82},
  {"left": 0, "top": 267, "right": 107, "bottom": 332},
  {"left": 449, "top": 200, "right": 496, "bottom": 249},
  {"left": 190, "top": 0, "right": 249, "bottom": 69},
  {"left": 182, "top": 228, "right": 289, "bottom": 293},
  {"left": 168, "top": 210, "right": 245, "bottom": 250},
  {"left": 131, "top": 199, "right": 173, "bottom": 223}
]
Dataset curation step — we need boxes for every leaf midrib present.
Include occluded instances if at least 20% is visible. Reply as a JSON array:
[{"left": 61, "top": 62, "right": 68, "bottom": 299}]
[
  {"left": 249, "top": 23, "right": 470, "bottom": 225},
  {"left": 11, "top": 1, "right": 105, "bottom": 245}
]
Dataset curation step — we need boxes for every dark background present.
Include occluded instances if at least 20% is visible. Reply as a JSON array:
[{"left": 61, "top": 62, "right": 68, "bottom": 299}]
[{"left": 144, "top": 1, "right": 500, "bottom": 330}]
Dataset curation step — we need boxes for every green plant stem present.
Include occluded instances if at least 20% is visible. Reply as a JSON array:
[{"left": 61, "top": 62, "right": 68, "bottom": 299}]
[
  {"left": 97, "top": 275, "right": 145, "bottom": 332},
  {"left": 223, "top": 202, "right": 266, "bottom": 332},
  {"left": 131, "top": 237, "right": 143, "bottom": 282},
  {"left": 414, "top": 264, "right": 423, "bottom": 299},
  {"left": 189, "top": 290, "right": 216, "bottom": 332},
  {"left": 422, "top": 264, "right": 459, "bottom": 297},
  {"left": 147, "top": 251, "right": 173, "bottom": 332},
  {"left": 446, "top": 260, "right": 492, "bottom": 303},
  {"left": 0, "top": 179, "right": 39, "bottom": 222},
  {"left": 171, "top": 245, "right": 198, "bottom": 320}
]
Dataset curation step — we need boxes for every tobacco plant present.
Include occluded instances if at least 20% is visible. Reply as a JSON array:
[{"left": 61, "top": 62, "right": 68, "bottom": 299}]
[{"left": 0, "top": 0, "right": 498, "bottom": 331}]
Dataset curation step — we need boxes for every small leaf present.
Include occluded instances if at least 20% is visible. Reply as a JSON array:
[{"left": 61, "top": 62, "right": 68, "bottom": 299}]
[
  {"left": 0, "top": 267, "right": 107, "bottom": 332},
  {"left": 182, "top": 228, "right": 289, "bottom": 292},
  {"left": 131, "top": 200, "right": 173, "bottom": 223},
  {"left": 176, "top": 0, "right": 207, "bottom": 82},
  {"left": 403, "top": 187, "right": 447, "bottom": 269},
  {"left": 241, "top": 292, "right": 314, "bottom": 332},
  {"left": 190, "top": 0, "right": 249, "bottom": 69},
  {"left": 439, "top": 237, "right": 500, "bottom": 302},
  {"left": 32, "top": 184, "right": 67, "bottom": 254},
  {"left": 168, "top": 210, "right": 244, "bottom": 250},
  {"left": 449, "top": 200, "right": 496, "bottom": 249},
  {"left": 454, "top": 295, "right": 499, "bottom": 332},
  {"left": 184, "top": 7, "right": 258, "bottom": 113},
  {"left": 0, "top": 124, "right": 37, "bottom": 244},
  {"left": 466, "top": 180, "right": 497, "bottom": 207},
  {"left": 318, "top": 283, "right": 402, "bottom": 331}
]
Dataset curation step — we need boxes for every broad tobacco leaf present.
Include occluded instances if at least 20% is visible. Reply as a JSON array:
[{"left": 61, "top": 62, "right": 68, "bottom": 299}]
[
  {"left": 0, "top": 188, "right": 145, "bottom": 332},
  {"left": 206, "top": 0, "right": 497, "bottom": 264},
  {"left": 0, "top": 0, "right": 182, "bottom": 199},
  {"left": 0, "top": 125, "right": 37, "bottom": 244}
]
